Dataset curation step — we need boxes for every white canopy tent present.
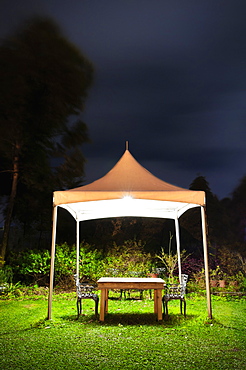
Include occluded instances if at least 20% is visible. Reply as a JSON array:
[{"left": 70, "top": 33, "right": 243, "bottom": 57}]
[{"left": 48, "top": 148, "right": 212, "bottom": 319}]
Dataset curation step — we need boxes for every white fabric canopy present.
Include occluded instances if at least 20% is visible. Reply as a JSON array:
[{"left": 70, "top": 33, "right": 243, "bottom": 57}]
[{"left": 48, "top": 149, "right": 212, "bottom": 319}]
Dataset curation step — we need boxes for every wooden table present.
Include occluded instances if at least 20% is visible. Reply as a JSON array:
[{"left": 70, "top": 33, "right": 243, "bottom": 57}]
[{"left": 97, "top": 277, "right": 165, "bottom": 321}]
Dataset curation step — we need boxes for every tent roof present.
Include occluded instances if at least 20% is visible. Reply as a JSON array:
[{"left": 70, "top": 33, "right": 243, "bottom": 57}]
[{"left": 53, "top": 149, "right": 205, "bottom": 221}]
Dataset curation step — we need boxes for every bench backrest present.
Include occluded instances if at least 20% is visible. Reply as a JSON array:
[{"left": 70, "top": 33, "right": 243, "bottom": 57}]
[{"left": 166, "top": 274, "right": 188, "bottom": 299}]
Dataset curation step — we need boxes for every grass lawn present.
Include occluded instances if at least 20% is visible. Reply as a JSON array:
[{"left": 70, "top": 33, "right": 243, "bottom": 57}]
[{"left": 0, "top": 292, "right": 245, "bottom": 370}]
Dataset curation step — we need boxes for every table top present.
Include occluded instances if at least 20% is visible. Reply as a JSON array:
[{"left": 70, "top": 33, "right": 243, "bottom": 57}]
[
  {"left": 97, "top": 277, "right": 165, "bottom": 289},
  {"left": 98, "top": 277, "right": 164, "bottom": 283}
]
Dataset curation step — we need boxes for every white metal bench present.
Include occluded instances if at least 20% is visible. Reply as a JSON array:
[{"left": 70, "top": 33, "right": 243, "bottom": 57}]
[
  {"left": 74, "top": 274, "right": 99, "bottom": 319},
  {"left": 162, "top": 274, "right": 188, "bottom": 318}
]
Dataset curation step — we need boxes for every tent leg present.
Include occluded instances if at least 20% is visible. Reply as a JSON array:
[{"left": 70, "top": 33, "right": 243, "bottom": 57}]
[
  {"left": 175, "top": 217, "right": 182, "bottom": 282},
  {"left": 48, "top": 206, "right": 57, "bottom": 320},
  {"left": 201, "top": 206, "right": 212, "bottom": 319},
  {"left": 76, "top": 220, "right": 80, "bottom": 278}
]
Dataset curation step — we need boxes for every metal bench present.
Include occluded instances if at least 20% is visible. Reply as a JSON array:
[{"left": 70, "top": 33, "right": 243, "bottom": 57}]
[
  {"left": 162, "top": 274, "right": 188, "bottom": 318},
  {"left": 74, "top": 274, "right": 99, "bottom": 319}
]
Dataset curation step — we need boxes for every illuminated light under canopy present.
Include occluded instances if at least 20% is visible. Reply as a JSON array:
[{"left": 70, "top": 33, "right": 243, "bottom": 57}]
[
  {"left": 122, "top": 195, "right": 133, "bottom": 200},
  {"left": 59, "top": 198, "right": 199, "bottom": 222}
]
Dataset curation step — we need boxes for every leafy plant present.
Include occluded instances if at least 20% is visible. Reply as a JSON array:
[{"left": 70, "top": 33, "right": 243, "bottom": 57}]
[
  {"left": 0, "top": 264, "right": 13, "bottom": 285},
  {"left": 49, "top": 242, "right": 104, "bottom": 286},
  {"left": 79, "top": 243, "right": 104, "bottom": 281},
  {"left": 237, "top": 252, "right": 246, "bottom": 275},
  {"left": 7, "top": 242, "right": 104, "bottom": 287},
  {"left": 9, "top": 249, "right": 50, "bottom": 285},
  {"left": 103, "top": 240, "right": 152, "bottom": 277},
  {"left": 54, "top": 243, "right": 76, "bottom": 284},
  {"left": 217, "top": 246, "right": 242, "bottom": 276},
  {"left": 210, "top": 265, "right": 224, "bottom": 280},
  {"left": 156, "top": 233, "right": 189, "bottom": 283},
  {"left": 2, "top": 281, "right": 23, "bottom": 298}
]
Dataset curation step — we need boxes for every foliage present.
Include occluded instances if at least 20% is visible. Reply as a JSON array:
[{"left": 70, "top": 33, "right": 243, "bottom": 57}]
[
  {"left": 0, "top": 263, "right": 13, "bottom": 285},
  {"left": 241, "top": 276, "right": 246, "bottom": 291},
  {"left": 192, "top": 267, "right": 246, "bottom": 293},
  {"left": 103, "top": 240, "right": 152, "bottom": 277},
  {"left": 4, "top": 238, "right": 246, "bottom": 296},
  {"left": 0, "top": 264, "right": 14, "bottom": 296},
  {"left": 54, "top": 242, "right": 105, "bottom": 284},
  {"left": 156, "top": 233, "right": 189, "bottom": 283},
  {"left": 237, "top": 253, "right": 246, "bottom": 275},
  {"left": 0, "top": 16, "right": 94, "bottom": 259},
  {"left": 230, "top": 175, "right": 246, "bottom": 243},
  {"left": 79, "top": 245, "right": 104, "bottom": 281},
  {"left": 156, "top": 249, "right": 188, "bottom": 283},
  {"left": 5, "top": 240, "right": 153, "bottom": 287},
  {"left": 7, "top": 242, "right": 104, "bottom": 287},
  {"left": 189, "top": 176, "right": 232, "bottom": 246},
  {"left": 178, "top": 256, "right": 204, "bottom": 277},
  {"left": 54, "top": 242, "right": 105, "bottom": 286},
  {"left": 217, "top": 246, "right": 243, "bottom": 276},
  {"left": 9, "top": 248, "right": 51, "bottom": 285},
  {"left": 0, "top": 281, "right": 24, "bottom": 298},
  {"left": 209, "top": 265, "right": 225, "bottom": 280}
]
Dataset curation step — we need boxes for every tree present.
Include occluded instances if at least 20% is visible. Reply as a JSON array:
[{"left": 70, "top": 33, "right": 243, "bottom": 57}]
[
  {"left": 0, "top": 17, "right": 94, "bottom": 261},
  {"left": 180, "top": 175, "right": 231, "bottom": 251},
  {"left": 229, "top": 176, "right": 246, "bottom": 247}
]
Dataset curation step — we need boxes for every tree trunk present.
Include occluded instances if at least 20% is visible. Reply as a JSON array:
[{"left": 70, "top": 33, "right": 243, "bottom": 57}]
[{"left": 0, "top": 144, "right": 20, "bottom": 263}]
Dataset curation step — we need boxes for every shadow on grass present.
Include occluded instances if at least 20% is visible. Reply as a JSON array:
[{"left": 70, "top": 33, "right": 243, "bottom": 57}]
[{"left": 60, "top": 312, "right": 196, "bottom": 327}]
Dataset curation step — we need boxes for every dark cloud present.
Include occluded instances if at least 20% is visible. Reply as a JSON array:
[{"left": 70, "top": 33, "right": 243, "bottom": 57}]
[{"left": 1, "top": 0, "right": 246, "bottom": 199}]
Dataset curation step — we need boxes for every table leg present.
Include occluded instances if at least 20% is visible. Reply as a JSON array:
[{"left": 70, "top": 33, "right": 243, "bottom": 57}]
[
  {"left": 154, "top": 290, "right": 157, "bottom": 314},
  {"left": 100, "top": 289, "right": 106, "bottom": 321},
  {"left": 105, "top": 289, "right": 108, "bottom": 313},
  {"left": 156, "top": 289, "right": 162, "bottom": 321}
]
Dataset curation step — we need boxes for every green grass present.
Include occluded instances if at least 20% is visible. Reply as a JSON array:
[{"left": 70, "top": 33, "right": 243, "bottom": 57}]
[{"left": 0, "top": 292, "right": 246, "bottom": 369}]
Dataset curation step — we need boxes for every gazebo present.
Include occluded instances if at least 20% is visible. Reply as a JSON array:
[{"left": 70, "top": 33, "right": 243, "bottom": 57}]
[{"left": 48, "top": 146, "right": 212, "bottom": 319}]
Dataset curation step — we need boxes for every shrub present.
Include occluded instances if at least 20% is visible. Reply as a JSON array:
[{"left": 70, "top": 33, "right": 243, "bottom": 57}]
[
  {"left": 217, "top": 246, "right": 242, "bottom": 276},
  {"left": 102, "top": 240, "right": 152, "bottom": 277},
  {"left": 178, "top": 256, "right": 204, "bottom": 277},
  {"left": 9, "top": 249, "right": 50, "bottom": 285},
  {"left": 54, "top": 243, "right": 76, "bottom": 286},
  {"left": 54, "top": 242, "right": 104, "bottom": 284},
  {"left": 79, "top": 244, "right": 104, "bottom": 281},
  {"left": 7, "top": 242, "right": 104, "bottom": 287},
  {"left": 155, "top": 247, "right": 190, "bottom": 283},
  {"left": 0, "top": 264, "right": 13, "bottom": 285}
]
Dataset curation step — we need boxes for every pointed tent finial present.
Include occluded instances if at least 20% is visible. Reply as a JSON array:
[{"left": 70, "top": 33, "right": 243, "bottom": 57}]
[{"left": 126, "top": 141, "right": 129, "bottom": 150}]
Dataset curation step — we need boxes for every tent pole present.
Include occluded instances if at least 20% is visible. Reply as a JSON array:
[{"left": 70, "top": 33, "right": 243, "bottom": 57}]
[
  {"left": 201, "top": 206, "right": 212, "bottom": 319},
  {"left": 48, "top": 205, "right": 57, "bottom": 320},
  {"left": 175, "top": 217, "right": 182, "bottom": 282},
  {"left": 76, "top": 219, "right": 80, "bottom": 278}
]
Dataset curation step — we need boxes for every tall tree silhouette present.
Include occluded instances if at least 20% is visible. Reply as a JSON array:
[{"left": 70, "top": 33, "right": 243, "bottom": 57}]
[
  {"left": 0, "top": 17, "right": 94, "bottom": 261},
  {"left": 230, "top": 176, "right": 246, "bottom": 247},
  {"left": 189, "top": 176, "right": 230, "bottom": 245},
  {"left": 180, "top": 175, "right": 230, "bottom": 250}
]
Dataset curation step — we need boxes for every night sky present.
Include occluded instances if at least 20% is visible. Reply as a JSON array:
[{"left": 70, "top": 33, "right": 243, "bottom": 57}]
[{"left": 1, "top": 0, "right": 246, "bottom": 199}]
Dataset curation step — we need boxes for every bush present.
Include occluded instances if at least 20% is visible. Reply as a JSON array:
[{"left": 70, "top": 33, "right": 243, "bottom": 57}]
[
  {"left": 102, "top": 240, "right": 152, "bottom": 277},
  {"left": 9, "top": 249, "right": 51, "bottom": 285},
  {"left": 7, "top": 242, "right": 104, "bottom": 288},
  {"left": 0, "top": 264, "right": 14, "bottom": 296},
  {"left": 0, "top": 264, "right": 13, "bottom": 285},
  {"left": 54, "top": 243, "right": 76, "bottom": 287},
  {"left": 217, "top": 246, "right": 242, "bottom": 276},
  {"left": 79, "top": 244, "right": 104, "bottom": 281}
]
